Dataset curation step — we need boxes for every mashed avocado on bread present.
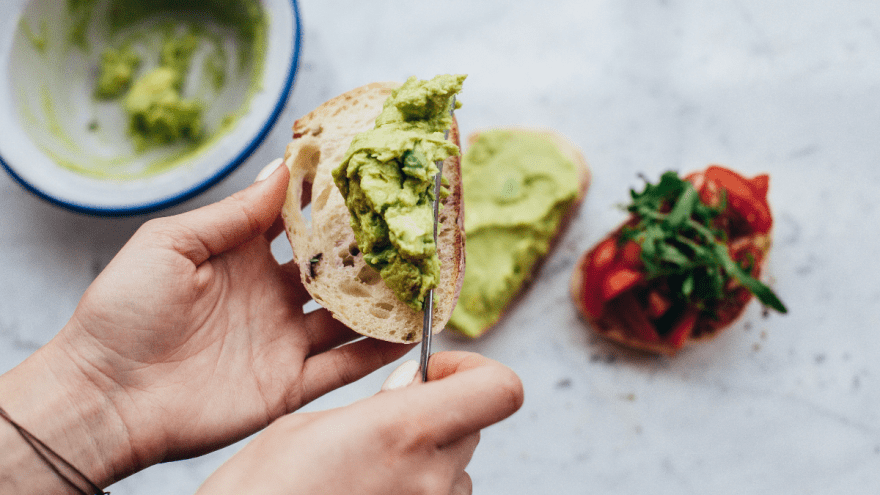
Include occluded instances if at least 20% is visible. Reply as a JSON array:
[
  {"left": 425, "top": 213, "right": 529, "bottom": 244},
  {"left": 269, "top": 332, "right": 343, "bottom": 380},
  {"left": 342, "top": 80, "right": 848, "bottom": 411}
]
[
  {"left": 449, "top": 129, "right": 582, "bottom": 337},
  {"left": 333, "top": 74, "right": 466, "bottom": 311}
]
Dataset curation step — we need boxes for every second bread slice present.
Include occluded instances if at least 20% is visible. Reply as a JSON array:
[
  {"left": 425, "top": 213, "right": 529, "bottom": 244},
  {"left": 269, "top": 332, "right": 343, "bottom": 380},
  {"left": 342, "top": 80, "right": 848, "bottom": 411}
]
[{"left": 448, "top": 128, "right": 591, "bottom": 338}]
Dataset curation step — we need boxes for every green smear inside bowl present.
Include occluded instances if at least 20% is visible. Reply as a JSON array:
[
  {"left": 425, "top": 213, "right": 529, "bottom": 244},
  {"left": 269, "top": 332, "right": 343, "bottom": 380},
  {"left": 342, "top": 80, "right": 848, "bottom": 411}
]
[{"left": 12, "top": 0, "right": 268, "bottom": 180}]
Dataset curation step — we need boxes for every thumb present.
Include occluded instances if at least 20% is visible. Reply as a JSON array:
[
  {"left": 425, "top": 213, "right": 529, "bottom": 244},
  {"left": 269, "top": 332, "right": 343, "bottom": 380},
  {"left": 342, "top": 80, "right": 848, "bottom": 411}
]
[
  {"left": 163, "top": 161, "right": 290, "bottom": 264},
  {"left": 380, "top": 360, "right": 421, "bottom": 392},
  {"left": 379, "top": 352, "right": 524, "bottom": 447}
]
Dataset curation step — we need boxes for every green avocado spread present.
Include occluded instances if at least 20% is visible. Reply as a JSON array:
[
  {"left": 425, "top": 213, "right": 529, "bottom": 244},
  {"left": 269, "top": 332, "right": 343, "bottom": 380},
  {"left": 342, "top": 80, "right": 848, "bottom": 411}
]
[
  {"left": 333, "top": 74, "right": 466, "bottom": 311},
  {"left": 448, "top": 129, "right": 580, "bottom": 337}
]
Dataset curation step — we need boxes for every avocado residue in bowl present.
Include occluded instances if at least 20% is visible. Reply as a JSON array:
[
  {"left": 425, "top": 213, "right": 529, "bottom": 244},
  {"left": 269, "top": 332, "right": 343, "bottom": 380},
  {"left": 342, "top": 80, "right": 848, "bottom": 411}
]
[
  {"left": 333, "top": 74, "right": 466, "bottom": 311},
  {"left": 12, "top": 0, "right": 268, "bottom": 179},
  {"left": 99, "top": 27, "right": 205, "bottom": 150}
]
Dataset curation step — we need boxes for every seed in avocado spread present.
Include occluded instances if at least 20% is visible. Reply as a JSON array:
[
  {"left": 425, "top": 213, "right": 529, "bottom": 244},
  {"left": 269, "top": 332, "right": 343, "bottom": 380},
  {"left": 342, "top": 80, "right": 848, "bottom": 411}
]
[
  {"left": 448, "top": 129, "right": 580, "bottom": 338},
  {"left": 333, "top": 74, "right": 466, "bottom": 311}
]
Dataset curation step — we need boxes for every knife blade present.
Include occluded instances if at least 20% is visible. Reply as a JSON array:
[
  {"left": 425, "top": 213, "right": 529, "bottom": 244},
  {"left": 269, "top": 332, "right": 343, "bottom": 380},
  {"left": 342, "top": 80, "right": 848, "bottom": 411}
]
[{"left": 419, "top": 96, "right": 455, "bottom": 382}]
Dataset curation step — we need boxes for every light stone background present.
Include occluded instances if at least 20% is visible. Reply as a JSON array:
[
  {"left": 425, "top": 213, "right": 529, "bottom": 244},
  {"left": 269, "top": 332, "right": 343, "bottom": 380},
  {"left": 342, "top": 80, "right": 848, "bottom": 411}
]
[{"left": 2, "top": 0, "right": 880, "bottom": 493}]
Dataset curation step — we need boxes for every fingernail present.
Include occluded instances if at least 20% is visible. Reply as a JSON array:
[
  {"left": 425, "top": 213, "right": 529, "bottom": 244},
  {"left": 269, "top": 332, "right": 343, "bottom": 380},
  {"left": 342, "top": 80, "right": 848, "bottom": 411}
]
[
  {"left": 255, "top": 158, "right": 285, "bottom": 183},
  {"left": 381, "top": 360, "right": 420, "bottom": 391}
]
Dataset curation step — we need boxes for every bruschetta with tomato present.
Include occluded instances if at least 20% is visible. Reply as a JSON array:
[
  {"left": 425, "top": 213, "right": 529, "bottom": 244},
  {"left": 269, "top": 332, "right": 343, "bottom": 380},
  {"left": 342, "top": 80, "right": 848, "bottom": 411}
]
[{"left": 570, "top": 165, "right": 787, "bottom": 355}]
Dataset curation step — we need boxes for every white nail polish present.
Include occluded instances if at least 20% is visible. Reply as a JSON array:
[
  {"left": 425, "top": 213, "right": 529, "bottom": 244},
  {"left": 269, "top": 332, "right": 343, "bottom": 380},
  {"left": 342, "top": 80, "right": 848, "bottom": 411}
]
[
  {"left": 381, "top": 360, "right": 420, "bottom": 391},
  {"left": 255, "top": 158, "right": 284, "bottom": 182}
]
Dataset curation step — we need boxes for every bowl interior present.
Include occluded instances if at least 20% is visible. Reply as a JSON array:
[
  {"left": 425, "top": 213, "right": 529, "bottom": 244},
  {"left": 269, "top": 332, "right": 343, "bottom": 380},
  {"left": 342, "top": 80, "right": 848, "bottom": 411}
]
[{"left": 0, "top": 0, "right": 299, "bottom": 214}]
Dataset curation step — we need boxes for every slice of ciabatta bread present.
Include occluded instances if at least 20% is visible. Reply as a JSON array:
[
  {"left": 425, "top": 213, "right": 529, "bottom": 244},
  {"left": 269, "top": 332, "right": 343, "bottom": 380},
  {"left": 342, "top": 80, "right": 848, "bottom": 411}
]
[
  {"left": 280, "top": 82, "right": 465, "bottom": 343},
  {"left": 447, "top": 128, "right": 591, "bottom": 338}
]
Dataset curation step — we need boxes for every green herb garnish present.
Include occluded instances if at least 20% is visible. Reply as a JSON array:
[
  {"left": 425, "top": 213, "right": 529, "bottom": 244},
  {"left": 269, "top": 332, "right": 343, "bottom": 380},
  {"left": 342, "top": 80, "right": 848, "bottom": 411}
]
[{"left": 621, "top": 171, "right": 787, "bottom": 314}]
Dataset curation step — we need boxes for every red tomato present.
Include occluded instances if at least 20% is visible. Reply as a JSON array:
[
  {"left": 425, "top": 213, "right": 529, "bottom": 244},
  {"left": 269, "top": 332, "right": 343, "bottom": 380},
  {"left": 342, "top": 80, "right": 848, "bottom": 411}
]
[
  {"left": 592, "top": 237, "right": 618, "bottom": 272},
  {"left": 750, "top": 174, "right": 769, "bottom": 198},
  {"left": 601, "top": 268, "right": 644, "bottom": 302},
  {"left": 666, "top": 308, "right": 699, "bottom": 349},
  {"left": 614, "top": 293, "right": 661, "bottom": 344},
  {"left": 618, "top": 240, "right": 642, "bottom": 269},
  {"left": 581, "top": 238, "right": 618, "bottom": 317},
  {"left": 646, "top": 290, "right": 672, "bottom": 319},
  {"left": 698, "top": 166, "right": 773, "bottom": 234}
]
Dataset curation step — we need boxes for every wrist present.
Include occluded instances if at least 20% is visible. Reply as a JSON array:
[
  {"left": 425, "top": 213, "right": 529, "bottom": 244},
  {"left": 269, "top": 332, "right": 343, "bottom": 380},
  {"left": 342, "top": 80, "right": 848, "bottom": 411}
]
[
  {"left": 0, "top": 334, "right": 135, "bottom": 491},
  {"left": 0, "top": 416, "right": 81, "bottom": 495}
]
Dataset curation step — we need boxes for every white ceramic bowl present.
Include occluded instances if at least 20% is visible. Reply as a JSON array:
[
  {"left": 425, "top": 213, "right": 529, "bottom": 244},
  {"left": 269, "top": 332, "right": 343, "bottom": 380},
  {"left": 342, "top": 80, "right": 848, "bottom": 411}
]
[{"left": 0, "top": 0, "right": 301, "bottom": 215}]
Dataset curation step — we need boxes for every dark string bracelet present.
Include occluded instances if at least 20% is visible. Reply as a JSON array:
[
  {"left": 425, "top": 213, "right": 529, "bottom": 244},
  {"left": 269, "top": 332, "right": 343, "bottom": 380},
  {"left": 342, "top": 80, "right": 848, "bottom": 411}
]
[{"left": 0, "top": 406, "right": 109, "bottom": 495}]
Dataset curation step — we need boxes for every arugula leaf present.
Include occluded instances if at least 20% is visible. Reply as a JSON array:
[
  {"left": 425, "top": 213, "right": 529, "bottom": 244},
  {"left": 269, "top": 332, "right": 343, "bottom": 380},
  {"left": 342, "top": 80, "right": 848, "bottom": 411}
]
[
  {"left": 665, "top": 184, "right": 699, "bottom": 227},
  {"left": 621, "top": 171, "right": 787, "bottom": 315},
  {"left": 709, "top": 242, "right": 788, "bottom": 313},
  {"left": 681, "top": 275, "right": 695, "bottom": 298},
  {"left": 657, "top": 243, "right": 690, "bottom": 266}
]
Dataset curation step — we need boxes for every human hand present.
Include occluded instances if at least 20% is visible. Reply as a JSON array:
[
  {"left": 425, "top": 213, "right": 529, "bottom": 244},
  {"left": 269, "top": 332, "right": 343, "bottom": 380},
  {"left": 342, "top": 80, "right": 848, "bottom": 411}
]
[
  {"left": 2, "top": 161, "right": 412, "bottom": 487},
  {"left": 195, "top": 351, "right": 524, "bottom": 495}
]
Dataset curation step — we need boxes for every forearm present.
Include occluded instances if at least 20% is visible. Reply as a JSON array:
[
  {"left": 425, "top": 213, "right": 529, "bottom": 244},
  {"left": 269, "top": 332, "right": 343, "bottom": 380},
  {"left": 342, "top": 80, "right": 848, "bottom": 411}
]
[{"left": 0, "top": 340, "right": 133, "bottom": 493}]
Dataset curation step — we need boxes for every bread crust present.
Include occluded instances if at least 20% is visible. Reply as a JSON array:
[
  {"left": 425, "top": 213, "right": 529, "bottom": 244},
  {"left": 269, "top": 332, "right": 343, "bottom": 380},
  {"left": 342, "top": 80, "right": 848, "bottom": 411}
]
[
  {"left": 280, "top": 82, "right": 465, "bottom": 343},
  {"left": 448, "top": 128, "right": 591, "bottom": 338}
]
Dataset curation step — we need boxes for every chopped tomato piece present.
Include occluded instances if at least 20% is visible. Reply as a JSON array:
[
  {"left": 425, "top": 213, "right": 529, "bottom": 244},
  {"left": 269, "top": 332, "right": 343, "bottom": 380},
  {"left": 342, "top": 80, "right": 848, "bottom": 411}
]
[
  {"left": 592, "top": 238, "right": 617, "bottom": 272},
  {"left": 750, "top": 174, "right": 769, "bottom": 198},
  {"left": 699, "top": 166, "right": 772, "bottom": 234},
  {"left": 581, "top": 238, "right": 619, "bottom": 317},
  {"left": 601, "top": 268, "right": 644, "bottom": 301},
  {"left": 646, "top": 290, "right": 672, "bottom": 319},
  {"left": 618, "top": 240, "right": 642, "bottom": 269},
  {"left": 615, "top": 293, "right": 661, "bottom": 344},
  {"left": 666, "top": 308, "right": 699, "bottom": 349},
  {"left": 729, "top": 238, "right": 765, "bottom": 277},
  {"left": 580, "top": 248, "right": 615, "bottom": 318},
  {"left": 580, "top": 273, "right": 605, "bottom": 318},
  {"left": 704, "top": 166, "right": 761, "bottom": 197}
]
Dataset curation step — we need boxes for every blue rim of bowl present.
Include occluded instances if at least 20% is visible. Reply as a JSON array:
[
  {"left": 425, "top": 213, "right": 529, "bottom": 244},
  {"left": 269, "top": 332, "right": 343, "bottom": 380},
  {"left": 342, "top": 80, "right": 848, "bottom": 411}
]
[{"left": 0, "top": 0, "right": 303, "bottom": 217}]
